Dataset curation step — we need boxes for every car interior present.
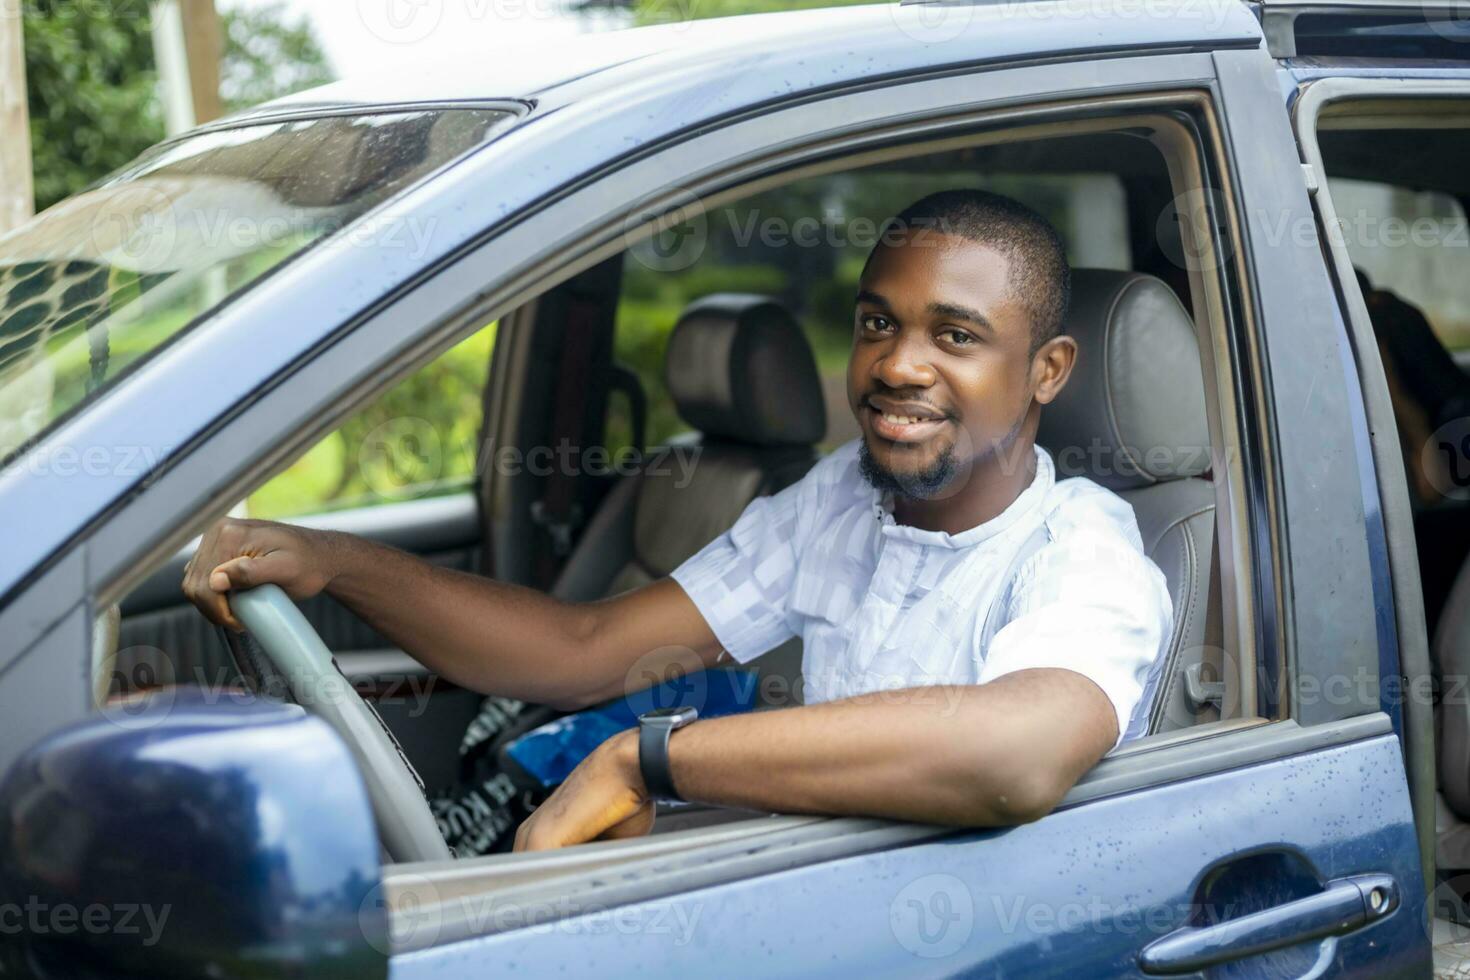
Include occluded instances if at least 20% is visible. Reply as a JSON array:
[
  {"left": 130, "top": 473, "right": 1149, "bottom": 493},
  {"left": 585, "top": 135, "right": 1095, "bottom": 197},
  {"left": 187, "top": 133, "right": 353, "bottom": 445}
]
[
  {"left": 93, "top": 111, "right": 1260, "bottom": 910},
  {"left": 1314, "top": 113, "right": 1470, "bottom": 907}
]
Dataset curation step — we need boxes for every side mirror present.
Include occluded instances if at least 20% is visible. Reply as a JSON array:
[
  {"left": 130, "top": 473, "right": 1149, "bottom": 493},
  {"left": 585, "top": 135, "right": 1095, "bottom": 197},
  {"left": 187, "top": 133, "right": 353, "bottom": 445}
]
[{"left": 0, "top": 688, "right": 389, "bottom": 978}]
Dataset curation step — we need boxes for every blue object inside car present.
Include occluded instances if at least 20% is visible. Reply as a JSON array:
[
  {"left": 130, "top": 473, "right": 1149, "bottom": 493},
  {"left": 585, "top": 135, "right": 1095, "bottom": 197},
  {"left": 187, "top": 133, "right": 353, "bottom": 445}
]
[{"left": 506, "top": 668, "right": 762, "bottom": 788}]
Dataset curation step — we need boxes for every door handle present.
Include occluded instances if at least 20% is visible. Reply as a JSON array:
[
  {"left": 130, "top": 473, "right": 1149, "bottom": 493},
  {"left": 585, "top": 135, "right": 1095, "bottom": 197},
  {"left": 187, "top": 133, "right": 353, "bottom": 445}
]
[{"left": 1138, "top": 874, "right": 1399, "bottom": 975}]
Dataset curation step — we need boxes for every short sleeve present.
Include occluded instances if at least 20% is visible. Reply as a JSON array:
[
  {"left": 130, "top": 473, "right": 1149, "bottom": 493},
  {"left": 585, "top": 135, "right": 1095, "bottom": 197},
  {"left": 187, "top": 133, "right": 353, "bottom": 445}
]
[
  {"left": 977, "top": 529, "right": 1173, "bottom": 750},
  {"left": 670, "top": 479, "right": 807, "bottom": 663}
]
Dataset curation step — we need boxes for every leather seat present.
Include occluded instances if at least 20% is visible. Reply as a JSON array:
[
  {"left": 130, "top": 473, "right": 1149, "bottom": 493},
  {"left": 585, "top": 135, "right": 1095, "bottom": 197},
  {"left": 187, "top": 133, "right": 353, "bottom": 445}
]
[
  {"left": 1434, "top": 560, "right": 1470, "bottom": 864},
  {"left": 551, "top": 293, "right": 826, "bottom": 700},
  {"left": 1038, "top": 269, "right": 1223, "bottom": 735}
]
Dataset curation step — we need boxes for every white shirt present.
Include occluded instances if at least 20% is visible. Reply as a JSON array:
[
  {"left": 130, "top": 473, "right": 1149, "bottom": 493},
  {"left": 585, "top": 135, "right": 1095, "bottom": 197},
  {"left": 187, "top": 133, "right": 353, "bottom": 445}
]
[{"left": 670, "top": 439, "right": 1173, "bottom": 748}]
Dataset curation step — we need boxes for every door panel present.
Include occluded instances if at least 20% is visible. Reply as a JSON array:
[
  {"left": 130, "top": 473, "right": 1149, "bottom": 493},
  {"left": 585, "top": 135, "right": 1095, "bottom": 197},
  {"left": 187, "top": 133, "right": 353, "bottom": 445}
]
[{"left": 394, "top": 731, "right": 1426, "bottom": 977}]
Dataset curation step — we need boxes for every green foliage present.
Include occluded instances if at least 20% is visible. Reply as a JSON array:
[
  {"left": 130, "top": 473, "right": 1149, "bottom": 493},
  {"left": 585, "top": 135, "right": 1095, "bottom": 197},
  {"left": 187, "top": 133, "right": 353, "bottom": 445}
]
[
  {"left": 630, "top": 0, "right": 873, "bottom": 25},
  {"left": 22, "top": 0, "right": 333, "bottom": 211},
  {"left": 248, "top": 324, "right": 497, "bottom": 519},
  {"left": 23, "top": 0, "right": 162, "bottom": 211},
  {"left": 218, "top": 2, "right": 333, "bottom": 113}
]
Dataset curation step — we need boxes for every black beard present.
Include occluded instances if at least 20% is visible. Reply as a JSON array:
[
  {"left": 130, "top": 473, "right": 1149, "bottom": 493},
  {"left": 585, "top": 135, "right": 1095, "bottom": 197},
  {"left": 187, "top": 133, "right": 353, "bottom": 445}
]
[{"left": 859, "top": 440, "right": 960, "bottom": 500}]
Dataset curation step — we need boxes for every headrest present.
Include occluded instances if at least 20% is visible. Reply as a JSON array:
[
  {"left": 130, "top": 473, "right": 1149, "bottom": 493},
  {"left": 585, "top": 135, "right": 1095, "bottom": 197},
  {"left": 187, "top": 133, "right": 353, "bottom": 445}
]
[
  {"left": 1038, "top": 269, "right": 1211, "bottom": 492},
  {"left": 664, "top": 293, "right": 826, "bottom": 446}
]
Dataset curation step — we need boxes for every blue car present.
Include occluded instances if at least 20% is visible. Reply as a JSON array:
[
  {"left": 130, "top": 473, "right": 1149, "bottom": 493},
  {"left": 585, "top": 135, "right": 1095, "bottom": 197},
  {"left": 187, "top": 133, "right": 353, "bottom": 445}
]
[{"left": 3, "top": 0, "right": 1469, "bottom": 975}]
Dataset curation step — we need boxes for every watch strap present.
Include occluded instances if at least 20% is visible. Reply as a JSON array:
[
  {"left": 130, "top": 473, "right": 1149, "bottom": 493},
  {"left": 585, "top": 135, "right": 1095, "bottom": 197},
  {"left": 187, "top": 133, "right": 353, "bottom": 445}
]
[{"left": 639, "top": 720, "right": 682, "bottom": 803}]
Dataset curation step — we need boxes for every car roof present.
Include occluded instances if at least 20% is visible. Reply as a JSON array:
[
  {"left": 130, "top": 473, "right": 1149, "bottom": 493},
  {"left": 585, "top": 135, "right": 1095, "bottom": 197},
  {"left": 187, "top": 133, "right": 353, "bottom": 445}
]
[{"left": 217, "top": 2, "right": 1259, "bottom": 128}]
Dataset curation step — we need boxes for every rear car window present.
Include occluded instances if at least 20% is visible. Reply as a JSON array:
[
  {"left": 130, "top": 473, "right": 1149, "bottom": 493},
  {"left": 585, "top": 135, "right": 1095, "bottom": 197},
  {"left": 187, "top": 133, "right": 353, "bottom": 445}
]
[
  {"left": 1328, "top": 176, "right": 1470, "bottom": 351},
  {"left": 0, "top": 108, "right": 514, "bottom": 463}
]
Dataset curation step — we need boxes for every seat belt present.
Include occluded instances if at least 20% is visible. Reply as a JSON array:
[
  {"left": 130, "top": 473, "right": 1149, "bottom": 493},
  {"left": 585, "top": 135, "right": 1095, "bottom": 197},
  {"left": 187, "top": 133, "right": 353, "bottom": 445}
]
[{"left": 979, "top": 523, "right": 1051, "bottom": 654}]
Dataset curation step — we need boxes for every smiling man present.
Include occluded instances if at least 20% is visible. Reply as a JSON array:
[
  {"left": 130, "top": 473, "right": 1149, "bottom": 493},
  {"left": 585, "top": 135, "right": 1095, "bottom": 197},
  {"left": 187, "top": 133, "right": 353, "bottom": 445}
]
[{"left": 184, "top": 189, "right": 1172, "bottom": 852}]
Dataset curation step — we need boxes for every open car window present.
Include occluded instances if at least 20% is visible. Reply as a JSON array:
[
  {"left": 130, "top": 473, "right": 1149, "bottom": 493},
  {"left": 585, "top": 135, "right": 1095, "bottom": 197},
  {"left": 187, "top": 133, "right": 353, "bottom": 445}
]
[{"left": 0, "top": 108, "right": 514, "bottom": 464}]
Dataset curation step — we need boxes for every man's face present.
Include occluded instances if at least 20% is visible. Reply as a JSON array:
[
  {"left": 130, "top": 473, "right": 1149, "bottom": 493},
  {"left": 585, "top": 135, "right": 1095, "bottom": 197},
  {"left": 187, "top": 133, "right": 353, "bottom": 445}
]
[{"left": 847, "top": 232, "right": 1038, "bottom": 498}]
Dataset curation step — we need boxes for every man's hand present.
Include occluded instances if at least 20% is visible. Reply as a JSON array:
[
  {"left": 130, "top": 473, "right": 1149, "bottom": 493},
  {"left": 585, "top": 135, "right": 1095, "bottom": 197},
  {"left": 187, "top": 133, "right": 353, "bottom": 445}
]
[
  {"left": 182, "top": 518, "right": 339, "bottom": 632},
  {"left": 514, "top": 730, "right": 656, "bottom": 851}
]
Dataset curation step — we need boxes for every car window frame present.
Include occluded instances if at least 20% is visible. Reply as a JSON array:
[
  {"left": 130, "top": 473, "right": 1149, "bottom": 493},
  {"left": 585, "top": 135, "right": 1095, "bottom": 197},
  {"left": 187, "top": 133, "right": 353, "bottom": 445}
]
[{"left": 95, "top": 90, "right": 1274, "bottom": 739}]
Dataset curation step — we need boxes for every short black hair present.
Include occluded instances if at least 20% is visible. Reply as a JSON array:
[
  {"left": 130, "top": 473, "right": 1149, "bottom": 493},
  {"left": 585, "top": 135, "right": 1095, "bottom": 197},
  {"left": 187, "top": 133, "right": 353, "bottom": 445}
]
[{"left": 868, "top": 189, "right": 1071, "bottom": 355}]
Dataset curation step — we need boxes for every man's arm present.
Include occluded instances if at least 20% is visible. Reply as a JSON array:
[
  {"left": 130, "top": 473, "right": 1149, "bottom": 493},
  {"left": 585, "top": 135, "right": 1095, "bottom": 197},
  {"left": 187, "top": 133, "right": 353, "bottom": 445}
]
[
  {"left": 181, "top": 518, "right": 722, "bottom": 710},
  {"left": 512, "top": 667, "right": 1118, "bottom": 851}
]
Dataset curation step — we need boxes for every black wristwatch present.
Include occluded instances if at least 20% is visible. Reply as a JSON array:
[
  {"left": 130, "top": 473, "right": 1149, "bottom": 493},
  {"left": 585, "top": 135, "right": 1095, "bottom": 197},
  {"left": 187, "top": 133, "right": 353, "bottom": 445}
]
[{"left": 638, "top": 706, "right": 698, "bottom": 803}]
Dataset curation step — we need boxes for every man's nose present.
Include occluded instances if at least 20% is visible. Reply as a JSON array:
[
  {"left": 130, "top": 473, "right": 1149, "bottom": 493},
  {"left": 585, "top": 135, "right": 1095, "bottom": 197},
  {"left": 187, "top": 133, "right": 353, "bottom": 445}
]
[{"left": 873, "top": 330, "right": 936, "bottom": 389}]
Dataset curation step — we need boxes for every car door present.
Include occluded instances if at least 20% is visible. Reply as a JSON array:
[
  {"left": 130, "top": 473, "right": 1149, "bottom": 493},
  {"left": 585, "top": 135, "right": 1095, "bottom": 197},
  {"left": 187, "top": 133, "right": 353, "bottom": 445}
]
[
  {"left": 378, "top": 16, "right": 1427, "bottom": 980},
  {"left": 0, "top": 4, "right": 1429, "bottom": 975}
]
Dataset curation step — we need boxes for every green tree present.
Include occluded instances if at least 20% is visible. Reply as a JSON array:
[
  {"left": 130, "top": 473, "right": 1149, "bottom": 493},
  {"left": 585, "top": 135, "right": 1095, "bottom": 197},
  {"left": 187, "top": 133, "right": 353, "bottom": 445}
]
[
  {"left": 23, "top": 0, "right": 162, "bottom": 211},
  {"left": 629, "top": 0, "right": 872, "bottom": 25},
  {"left": 23, "top": 1, "right": 334, "bottom": 211},
  {"left": 219, "top": 1, "right": 333, "bottom": 113}
]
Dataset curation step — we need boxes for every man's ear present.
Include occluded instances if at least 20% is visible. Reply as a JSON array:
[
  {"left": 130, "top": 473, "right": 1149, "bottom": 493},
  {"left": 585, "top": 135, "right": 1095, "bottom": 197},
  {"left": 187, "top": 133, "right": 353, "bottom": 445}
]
[{"left": 1031, "top": 335, "right": 1077, "bottom": 406}]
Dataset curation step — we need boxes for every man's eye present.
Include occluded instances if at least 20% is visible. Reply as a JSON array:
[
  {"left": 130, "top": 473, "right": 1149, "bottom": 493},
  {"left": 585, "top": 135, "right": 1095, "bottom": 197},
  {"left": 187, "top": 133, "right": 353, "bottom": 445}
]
[
  {"left": 943, "top": 329, "right": 975, "bottom": 346},
  {"left": 861, "top": 315, "right": 893, "bottom": 333}
]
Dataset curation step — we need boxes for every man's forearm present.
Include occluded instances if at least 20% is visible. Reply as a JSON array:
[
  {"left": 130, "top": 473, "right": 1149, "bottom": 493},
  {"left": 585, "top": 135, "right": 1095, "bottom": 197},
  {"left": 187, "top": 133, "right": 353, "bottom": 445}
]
[
  {"left": 618, "top": 669, "right": 1118, "bottom": 826},
  {"left": 317, "top": 530, "right": 589, "bottom": 703},
  {"left": 317, "top": 530, "right": 718, "bottom": 708}
]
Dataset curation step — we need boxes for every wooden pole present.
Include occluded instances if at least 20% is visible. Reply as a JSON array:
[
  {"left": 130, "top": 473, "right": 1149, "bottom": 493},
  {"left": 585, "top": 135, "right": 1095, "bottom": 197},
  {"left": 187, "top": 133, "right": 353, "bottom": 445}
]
[
  {"left": 152, "top": 0, "right": 220, "bottom": 134},
  {"left": 0, "top": 3, "right": 34, "bottom": 233},
  {"left": 179, "top": 0, "right": 222, "bottom": 125}
]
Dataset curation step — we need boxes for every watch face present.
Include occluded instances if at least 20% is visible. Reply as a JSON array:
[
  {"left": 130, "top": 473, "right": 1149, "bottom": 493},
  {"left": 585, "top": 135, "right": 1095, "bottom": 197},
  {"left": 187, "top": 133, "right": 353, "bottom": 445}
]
[{"left": 641, "top": 706, "right": 697, "bottom": 726}]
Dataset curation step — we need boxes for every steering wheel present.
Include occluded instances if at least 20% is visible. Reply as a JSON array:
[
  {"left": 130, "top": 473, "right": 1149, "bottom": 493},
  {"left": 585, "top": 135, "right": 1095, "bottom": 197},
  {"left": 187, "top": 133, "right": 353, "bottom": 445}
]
[{"left": 225, "top": 584, "right": 453, "bottom": 864}]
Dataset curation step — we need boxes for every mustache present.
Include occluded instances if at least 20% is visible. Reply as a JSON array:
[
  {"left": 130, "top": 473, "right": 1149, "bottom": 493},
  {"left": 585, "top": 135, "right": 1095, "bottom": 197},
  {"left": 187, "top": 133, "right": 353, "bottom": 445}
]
[{"left": 863, "top": 394, "right": 956, "bottom": 419}]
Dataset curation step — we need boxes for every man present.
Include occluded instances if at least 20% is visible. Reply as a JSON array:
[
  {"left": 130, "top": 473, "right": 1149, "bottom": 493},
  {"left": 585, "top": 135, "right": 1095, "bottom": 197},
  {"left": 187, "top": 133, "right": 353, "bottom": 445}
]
[{"left": 183, "top": 190, "right": 1173, "bottom": 852}]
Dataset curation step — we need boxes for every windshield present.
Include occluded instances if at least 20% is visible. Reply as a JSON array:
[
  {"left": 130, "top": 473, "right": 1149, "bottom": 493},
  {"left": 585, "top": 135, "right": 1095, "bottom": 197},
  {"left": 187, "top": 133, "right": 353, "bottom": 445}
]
[{"left": 0, "top": 108, "right": 513, "bottom": 463}]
